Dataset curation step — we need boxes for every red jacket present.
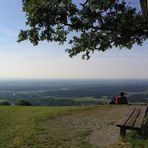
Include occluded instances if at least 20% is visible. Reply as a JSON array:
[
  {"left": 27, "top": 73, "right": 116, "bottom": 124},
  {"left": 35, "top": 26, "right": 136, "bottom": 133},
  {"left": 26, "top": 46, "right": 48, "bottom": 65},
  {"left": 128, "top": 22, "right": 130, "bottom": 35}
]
[{"left": 116, "top": 96, "right": 121, "bottom": 104}]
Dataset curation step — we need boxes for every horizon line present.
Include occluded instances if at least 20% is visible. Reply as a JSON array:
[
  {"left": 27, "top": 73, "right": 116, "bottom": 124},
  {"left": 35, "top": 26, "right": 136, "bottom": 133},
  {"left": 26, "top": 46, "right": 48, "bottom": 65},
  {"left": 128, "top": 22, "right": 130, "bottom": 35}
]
[{"left": 0, "top": 78, "right": 148, "bottom": 80}]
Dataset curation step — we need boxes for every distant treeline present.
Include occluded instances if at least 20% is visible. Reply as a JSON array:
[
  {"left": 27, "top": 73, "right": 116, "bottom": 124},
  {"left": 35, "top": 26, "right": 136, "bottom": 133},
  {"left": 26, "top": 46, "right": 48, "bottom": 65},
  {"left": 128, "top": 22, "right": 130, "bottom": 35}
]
[
  {"left": 0, "top": 98, "right": 105, "bottom": 106},
  {"left": 1, "top": 85, "right": 148, "bottom": 99},
  {"left": 0, "top": 80, "right": 148, "bottom": 105}
]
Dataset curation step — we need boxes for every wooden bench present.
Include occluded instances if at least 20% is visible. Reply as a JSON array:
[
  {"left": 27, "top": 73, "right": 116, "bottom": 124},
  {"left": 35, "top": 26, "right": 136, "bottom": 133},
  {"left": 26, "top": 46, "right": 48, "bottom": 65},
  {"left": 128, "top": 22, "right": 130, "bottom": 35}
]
[{"left": 117, "top": 105, "right": 148, "bottom": 138}]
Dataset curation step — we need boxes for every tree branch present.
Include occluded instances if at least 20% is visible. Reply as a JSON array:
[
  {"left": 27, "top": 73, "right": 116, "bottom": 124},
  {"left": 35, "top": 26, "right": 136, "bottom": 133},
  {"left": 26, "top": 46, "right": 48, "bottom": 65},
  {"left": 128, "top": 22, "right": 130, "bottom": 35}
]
[{"left": 80, "top": 0, "right": 89, "bottom": 7}]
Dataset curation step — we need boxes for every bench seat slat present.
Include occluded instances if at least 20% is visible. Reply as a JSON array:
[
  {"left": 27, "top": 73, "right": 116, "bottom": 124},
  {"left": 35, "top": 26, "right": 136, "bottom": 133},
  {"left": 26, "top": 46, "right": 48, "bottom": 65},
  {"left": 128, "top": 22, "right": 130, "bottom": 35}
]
[
  {"left": 125, "top": 108, "right": 141, "bottom": 128},
  {"left": 117, "top": 107, "right": 135, "bottom": 127},
  {"left": 117, "top": 105, "right": 148, "bottom": 138},
  {"left": 134, "top": 106, "right": 147, "bottom": 129}
]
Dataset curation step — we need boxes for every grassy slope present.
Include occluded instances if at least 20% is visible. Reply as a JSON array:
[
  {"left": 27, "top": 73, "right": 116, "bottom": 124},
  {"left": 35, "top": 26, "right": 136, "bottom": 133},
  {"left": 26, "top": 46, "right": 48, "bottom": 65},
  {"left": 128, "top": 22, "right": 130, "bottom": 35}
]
[
  {"left": 0, "top": 106, "right": 96, "bottom": 148},
  {"left": 0, "top": 105, "right": 148, "bottom": 148}
]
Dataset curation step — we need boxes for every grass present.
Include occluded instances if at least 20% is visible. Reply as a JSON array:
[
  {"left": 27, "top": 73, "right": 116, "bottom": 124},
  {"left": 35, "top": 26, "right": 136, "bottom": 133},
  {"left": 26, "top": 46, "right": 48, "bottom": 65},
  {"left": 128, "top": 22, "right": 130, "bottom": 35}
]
[
  {"left": 122, "top": 131, "right": 148, "bottom": 148},
  {"left": 0, "top": 106, "right": 97, "bottom": 148},
  {"left": 110, "top": 131, "right": 148, "bottom": 148},
  {"left": 1, "top": 105, "right": 148, "bottom": 148}
]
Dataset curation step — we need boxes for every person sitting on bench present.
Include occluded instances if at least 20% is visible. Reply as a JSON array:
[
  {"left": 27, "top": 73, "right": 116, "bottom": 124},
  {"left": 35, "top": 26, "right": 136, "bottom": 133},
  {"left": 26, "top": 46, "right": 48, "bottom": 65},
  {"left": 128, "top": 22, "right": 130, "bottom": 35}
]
[{"left": 116, "top": 92, "right": 128, "bottom": 104}]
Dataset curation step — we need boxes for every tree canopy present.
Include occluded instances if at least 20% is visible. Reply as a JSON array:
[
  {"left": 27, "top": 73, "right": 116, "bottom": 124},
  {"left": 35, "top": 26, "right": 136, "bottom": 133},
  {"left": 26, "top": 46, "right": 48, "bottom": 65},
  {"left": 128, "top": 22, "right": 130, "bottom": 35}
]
[{"left": 19, "top": 0, "right": 148, "bottom": 59}]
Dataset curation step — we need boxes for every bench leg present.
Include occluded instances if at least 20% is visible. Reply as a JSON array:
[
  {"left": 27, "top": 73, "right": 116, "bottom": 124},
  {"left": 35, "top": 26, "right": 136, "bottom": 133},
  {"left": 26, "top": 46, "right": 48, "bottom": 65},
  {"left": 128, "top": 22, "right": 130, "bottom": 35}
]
[{"left": 120, "top": 127, "right": 126, "bottom": 137}]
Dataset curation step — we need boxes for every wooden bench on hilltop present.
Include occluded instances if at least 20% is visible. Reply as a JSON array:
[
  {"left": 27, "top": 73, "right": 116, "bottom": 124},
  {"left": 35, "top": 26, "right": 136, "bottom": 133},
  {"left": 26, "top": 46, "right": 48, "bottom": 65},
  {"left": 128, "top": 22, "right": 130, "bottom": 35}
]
[{"left": 117, "top": 105, "right": 148, "bottom": 138}]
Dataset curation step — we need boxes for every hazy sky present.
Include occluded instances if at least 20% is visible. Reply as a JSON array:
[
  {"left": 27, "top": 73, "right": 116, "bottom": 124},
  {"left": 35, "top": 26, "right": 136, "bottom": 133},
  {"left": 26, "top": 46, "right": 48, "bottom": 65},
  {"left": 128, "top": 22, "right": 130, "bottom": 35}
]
[{"left": 0, "top": 0, "right": 147, "bottom": 79}]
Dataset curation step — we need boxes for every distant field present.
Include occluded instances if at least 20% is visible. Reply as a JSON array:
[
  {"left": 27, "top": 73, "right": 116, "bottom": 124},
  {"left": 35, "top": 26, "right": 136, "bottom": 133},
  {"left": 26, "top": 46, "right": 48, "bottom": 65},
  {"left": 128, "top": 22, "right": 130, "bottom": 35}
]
[
  {"left": 0, "top": 106, "right": 96, "bottom": 148},
  {"left": 1, "top": 79, "right": 148, "bottom": 105}
]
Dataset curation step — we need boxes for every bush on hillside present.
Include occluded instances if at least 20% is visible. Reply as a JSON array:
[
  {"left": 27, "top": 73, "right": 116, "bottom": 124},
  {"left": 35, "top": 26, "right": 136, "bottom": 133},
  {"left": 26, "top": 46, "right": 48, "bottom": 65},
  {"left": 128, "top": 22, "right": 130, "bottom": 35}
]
[
  {"left": 0, "top": 101, "right": 11, "bottom": 106},
  {"left": 15, "top": 100, "right": 32, "bottom": 106}
]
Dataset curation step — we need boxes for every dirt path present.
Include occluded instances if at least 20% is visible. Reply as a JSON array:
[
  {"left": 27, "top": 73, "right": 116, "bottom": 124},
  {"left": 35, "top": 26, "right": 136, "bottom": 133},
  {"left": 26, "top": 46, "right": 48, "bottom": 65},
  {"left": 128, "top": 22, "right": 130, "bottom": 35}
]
[{"left": 38, "top": 105, "right": 130, "bottom": 147}]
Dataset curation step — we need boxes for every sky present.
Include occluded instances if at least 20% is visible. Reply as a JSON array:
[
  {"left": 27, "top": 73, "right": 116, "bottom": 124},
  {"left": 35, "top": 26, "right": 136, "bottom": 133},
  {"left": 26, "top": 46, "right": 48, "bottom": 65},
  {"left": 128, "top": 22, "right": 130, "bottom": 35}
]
[{"left": 0, "top": 0, "right": 147, "bottom": 79}]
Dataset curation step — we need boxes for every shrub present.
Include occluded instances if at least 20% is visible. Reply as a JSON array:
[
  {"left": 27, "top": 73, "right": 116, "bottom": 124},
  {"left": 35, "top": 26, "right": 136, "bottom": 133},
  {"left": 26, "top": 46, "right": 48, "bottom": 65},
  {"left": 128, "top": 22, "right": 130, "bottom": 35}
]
[
  {"left": 0, "top": 101, "right": 11, "bottom": 106},
  {"left": 15, "top": 100, "right": 32, "bottom": 106}
]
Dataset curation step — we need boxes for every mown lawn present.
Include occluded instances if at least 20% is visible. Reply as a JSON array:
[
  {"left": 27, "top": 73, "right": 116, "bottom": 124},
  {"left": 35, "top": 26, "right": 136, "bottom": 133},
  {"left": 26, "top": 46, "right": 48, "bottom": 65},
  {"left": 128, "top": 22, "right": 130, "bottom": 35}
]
[{"left": 0, "top": 106, "right": 96, "bottom": 148}]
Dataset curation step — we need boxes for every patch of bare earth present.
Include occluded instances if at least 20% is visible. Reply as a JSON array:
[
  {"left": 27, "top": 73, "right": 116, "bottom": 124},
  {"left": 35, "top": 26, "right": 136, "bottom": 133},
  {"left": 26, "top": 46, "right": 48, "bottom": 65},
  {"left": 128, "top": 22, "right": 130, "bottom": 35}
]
[{"left": 37, "top": 105, "right": 130, "bottom": 148}]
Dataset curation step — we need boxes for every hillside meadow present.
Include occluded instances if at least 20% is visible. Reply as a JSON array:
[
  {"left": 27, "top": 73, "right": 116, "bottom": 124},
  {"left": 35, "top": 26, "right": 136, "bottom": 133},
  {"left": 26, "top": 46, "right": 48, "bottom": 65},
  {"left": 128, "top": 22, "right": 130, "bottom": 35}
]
[
  {"left": 0, "top": 105, "right": 148, "bottom": 148},
  {"left": 0, "top": 106, "right": 97, "bottom": 148}
]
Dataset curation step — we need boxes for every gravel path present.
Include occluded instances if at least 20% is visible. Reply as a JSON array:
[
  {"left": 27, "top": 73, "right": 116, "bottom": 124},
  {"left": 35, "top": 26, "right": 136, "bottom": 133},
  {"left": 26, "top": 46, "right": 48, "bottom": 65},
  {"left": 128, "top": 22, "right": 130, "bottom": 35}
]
[{"left": 39, "top": 105, "right": 130, "bottom": 147}]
